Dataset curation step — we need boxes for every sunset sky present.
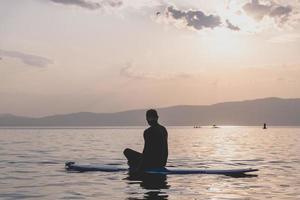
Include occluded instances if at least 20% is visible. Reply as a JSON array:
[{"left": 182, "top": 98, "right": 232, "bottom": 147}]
[{"left": 1, "top": 0, "right": 300, "bottom": 116}]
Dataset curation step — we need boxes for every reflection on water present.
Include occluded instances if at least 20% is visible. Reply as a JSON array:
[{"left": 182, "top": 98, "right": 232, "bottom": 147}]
[
  {"left": 126, "top": 173, "right": 169, "bottom": 200},
  {"left": 125, "top": 168, "right": 258, "bottom": 200},
  {"left": 0, "top": 126, "right": 300, "bottom": 199},
  {"left": 225, "top": 173, "right": 258, "bottom": 178}
]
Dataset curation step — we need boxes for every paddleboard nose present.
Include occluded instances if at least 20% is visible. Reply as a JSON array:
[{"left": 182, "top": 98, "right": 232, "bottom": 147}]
[{"left": 65, "top": 161, "right": 75, "bottom": 168}]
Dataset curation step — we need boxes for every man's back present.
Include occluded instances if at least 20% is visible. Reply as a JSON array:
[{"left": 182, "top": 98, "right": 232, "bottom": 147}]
[
  {"left": 123, "top": 109, "right": 168, "bottom": 173},
  {"left": 142, "top": 124, "right": 168, "bottom": 168}
]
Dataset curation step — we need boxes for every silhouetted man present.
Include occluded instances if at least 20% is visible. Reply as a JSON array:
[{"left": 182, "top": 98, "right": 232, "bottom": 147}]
[{"left": 123, "top": 109, "right": 168, "bottom": 174}]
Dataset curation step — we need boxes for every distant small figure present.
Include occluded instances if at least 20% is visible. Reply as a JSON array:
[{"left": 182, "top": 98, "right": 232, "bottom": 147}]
[
  {"left": 212, "top": 124, "right": 219, "bottom": 128},
  {"left": 156, "top": 11, "right": 161, "bottom": 16},
  {"left": 263, "top": 123, "right": 267, "bottom": 129}
]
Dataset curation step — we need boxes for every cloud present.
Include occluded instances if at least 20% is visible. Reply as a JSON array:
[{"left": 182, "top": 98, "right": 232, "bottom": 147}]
[
  {"left": 120, "top": 64, "right": 159, "bottom": 80},
  {"left": 0, "top": 49, "right": 53, "bottom": 68},
  {"left": 49, "top": 0, "right": 122, "bottom": 10},
  {"left": 243, "top": 0, "right": 292, "bottom": 23},
  {"left": 158, "top": 6, "right": 244, "bottom": 31},
  {"left": 164, "top": 6, "right": 222, "bottom": 30},
  {"left": 120, "top": 65, "right": 141, "bottom": 79},
  {"left": 120, "top": 63, "right": 193, "bottom": 80},
  {"left": 226, "top": 19, "right": 240, "bottom": 31}
]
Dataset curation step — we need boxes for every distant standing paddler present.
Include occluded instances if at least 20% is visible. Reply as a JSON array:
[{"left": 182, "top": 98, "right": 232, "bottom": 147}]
[{"left": 263, "top": 123, "right": 267, "bottom": 129}]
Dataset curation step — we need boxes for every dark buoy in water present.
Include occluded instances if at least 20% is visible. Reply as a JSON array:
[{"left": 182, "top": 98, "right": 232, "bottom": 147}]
[{"left": 263, "top": 123, "right": 267, "bottom": 129}]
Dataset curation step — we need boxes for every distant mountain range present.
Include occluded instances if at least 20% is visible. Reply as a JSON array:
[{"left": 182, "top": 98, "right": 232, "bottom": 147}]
[{"left": 1, "top": 97, "right": 300, "bottom": 126}]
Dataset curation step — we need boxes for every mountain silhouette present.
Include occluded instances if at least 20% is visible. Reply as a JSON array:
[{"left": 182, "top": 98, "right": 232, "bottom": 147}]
[{"left": 1, "top": 97, "right": 300, "bottom": 126}]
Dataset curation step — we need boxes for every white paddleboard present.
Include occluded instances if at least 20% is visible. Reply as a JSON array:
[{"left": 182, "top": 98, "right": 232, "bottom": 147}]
[{"left": 65, "top": 162, "right": 258, "bottom": 175}]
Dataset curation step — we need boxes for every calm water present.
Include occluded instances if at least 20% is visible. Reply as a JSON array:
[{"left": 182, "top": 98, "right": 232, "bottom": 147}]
[{"left": 0, "top": 126, "right": 300, "bottom": 200}]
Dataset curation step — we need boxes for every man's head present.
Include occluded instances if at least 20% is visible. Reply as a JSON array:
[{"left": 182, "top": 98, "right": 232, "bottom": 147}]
[{"left": 146, "top": 109, "right": 159, "bottom": 126}]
